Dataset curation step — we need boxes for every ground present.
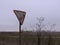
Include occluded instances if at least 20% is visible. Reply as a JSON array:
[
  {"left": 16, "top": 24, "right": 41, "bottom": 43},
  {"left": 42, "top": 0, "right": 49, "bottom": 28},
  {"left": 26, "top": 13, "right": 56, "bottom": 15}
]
[{"left": 0, "top": 31, "right": 60, "bottom": 45}]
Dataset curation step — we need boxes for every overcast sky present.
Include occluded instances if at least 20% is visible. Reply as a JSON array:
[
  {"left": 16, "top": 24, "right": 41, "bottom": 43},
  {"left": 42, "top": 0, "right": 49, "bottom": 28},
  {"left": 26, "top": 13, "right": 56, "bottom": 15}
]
[{"left": 0, "top": 0, "right": 60, "bottom": 32}]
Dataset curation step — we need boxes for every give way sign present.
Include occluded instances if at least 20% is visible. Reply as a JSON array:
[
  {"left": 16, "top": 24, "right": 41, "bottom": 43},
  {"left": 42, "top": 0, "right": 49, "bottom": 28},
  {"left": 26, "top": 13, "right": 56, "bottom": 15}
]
[{"left": 13, "top": 10, "right": 26, "bottom": 25}]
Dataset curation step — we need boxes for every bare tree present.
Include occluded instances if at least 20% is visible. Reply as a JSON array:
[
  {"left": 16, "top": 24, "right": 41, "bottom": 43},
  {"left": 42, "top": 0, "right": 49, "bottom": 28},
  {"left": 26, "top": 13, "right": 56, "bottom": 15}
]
[
  {"left": 34, "top": 17, "right": 56, "bottom": 45},
  {"left": 31, "top": 17, "right": 56, "bottom": 45},
  {"left": 35, "top": 17, "right": 45, "bottom": 45}
]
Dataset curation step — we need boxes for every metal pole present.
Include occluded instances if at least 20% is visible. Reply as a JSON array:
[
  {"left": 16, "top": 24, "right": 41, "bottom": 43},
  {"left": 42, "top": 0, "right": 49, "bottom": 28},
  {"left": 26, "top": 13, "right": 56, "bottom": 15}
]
[{"left": 19, "top": 22, "right": 21, "bottom": 45}]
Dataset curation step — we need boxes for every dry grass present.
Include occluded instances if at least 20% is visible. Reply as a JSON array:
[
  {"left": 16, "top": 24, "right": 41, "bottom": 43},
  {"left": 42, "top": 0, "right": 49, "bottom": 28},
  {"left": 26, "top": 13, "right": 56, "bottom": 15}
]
[{"left": 0, "top": 32, "right": 60, "bottom": 45}]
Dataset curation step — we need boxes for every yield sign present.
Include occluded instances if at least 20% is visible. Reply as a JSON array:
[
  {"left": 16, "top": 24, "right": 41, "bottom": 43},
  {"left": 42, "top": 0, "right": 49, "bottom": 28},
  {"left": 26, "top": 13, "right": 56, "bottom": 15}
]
[{"left": 13, "top": 10, "right": 26, "bottom": 25}]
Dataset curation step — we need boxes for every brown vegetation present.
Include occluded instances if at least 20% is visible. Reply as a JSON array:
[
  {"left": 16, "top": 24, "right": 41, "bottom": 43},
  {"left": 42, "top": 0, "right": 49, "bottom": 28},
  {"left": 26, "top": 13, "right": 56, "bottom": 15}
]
[{"left": 0, "top": 31, "right": 60, "bottom": 45}]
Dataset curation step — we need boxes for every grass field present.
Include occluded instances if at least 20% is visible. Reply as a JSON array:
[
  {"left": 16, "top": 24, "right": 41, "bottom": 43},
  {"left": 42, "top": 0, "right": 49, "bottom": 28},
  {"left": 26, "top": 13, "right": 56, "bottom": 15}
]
[{"left": 0, "top": 31, "right": 60, "bottom": 45}]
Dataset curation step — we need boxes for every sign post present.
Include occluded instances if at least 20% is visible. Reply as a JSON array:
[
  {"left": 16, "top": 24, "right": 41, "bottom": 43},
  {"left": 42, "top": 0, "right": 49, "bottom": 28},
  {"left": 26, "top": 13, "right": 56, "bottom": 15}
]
[{"left": 13, "top": 10, "right": 26, "bottom": 45}]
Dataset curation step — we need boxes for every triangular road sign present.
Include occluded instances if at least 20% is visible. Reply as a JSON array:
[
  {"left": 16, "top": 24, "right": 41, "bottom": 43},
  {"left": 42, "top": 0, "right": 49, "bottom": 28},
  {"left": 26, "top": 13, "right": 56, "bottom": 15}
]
[{"left": 13, "top": 10, "right": 26, "bottom": 25}]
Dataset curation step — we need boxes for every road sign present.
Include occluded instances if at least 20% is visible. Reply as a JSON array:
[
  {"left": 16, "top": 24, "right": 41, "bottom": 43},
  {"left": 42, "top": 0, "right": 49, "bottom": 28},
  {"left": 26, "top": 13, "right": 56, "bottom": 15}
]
[{"left": 13, "top": 10, "right": 26, "bottom": 25}]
